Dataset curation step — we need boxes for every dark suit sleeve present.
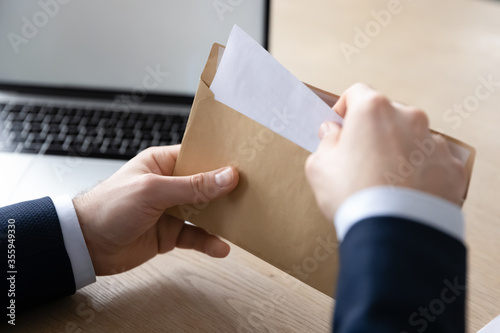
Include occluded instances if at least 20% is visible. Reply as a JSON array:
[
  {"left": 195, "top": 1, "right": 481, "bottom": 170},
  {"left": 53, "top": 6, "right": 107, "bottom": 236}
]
[
  {"left": 333, "top": 217, "right": 466, "bottom": 333},
  {"left": 1, "top": 197, "right": 76, "bottom": 310}
]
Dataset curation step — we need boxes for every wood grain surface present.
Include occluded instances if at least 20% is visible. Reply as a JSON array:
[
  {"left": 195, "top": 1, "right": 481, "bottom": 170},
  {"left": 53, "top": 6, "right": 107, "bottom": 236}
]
[
  {"left": 9, "top": 0, "right": 500, "bottom": 332},
  {"left": 271, "top": 1, "right": 500, "bottom": 332}
]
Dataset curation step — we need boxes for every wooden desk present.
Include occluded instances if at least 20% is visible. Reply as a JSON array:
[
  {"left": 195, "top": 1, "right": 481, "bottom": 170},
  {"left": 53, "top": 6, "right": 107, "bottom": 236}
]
[
  {"left": 11, "top": 0, "right": 500, "bottom": 332},
  {"left": 272, "top": 0, "right": 500, "bottom": 331}
]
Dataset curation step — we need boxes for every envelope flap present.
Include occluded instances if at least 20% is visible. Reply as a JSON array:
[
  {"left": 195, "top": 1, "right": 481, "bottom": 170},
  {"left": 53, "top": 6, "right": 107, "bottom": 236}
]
[{"left": 201, "top": 43, "right": 225, "bottom": 87}]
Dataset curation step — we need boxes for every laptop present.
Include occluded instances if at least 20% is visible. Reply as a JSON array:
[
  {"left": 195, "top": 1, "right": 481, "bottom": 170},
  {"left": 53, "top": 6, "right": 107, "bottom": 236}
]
[{"left": 0, "top": 0, "right": 270, "bottom": 206}]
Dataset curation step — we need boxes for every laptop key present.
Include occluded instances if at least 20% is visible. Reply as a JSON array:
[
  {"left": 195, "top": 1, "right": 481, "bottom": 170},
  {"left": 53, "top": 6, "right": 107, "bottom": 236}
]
[
  {"left": 29, "top": 122, "right": 42, "bottom": 133},
  {"left": 26, "top": 106, "right": 39, "bottom": 114},
  {"left": 20, "top": 147, "right": 40, "bottom": 154},
  {"left": 0, "top": 142, "right": 18, "bottom": 153},
  {"left": 9, "top": 104, "right": 23, "bottom": 112},
  {"left": 45, "top": 143, "right": 66, "bottom": 155}
]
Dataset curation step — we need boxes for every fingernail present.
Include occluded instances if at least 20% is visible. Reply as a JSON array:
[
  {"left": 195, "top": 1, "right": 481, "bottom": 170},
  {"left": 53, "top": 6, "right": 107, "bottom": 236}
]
[
  {"left": 319, "top": 122, "right": 332, "bottom": 139},
  {"left": 215, "top": 167, "right": 233, "bottom": 188}
]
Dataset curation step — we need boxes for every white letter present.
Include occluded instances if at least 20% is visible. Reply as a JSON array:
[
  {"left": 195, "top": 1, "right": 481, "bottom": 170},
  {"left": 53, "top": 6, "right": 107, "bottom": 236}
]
[
  {"left": 213, "top": 0, "right": 234, "bottom": 21},
  {"left": 388, "top": 0, "right": 403, "bottom": 14},
  {"left": 339, "top": 42, "right": 361, "bottom": 64},
  {"left": 353, "top": 26, "right": 371, "bottom": 48},
  {"left": 7, "top": 33, "right": 29, "bottom": 54},
  {"left": 463, "top": 95, "right": 479, "bottom": 112},
  {"left": 365, "top": 21, "right": 381, "bottom": 38},
  {"left": 474, "top": 84, "right": 490, "bottom": 100},
  {"left": 38, "top": 0, "right": 60, "bottom": 18},
  {"left": 21, "top": 17, "right": 38, "bottom": 38},
  {"left": 370, "top": 9, "right": 392, "bottom": 27},
  {"left": 32, "top": 11, "right": 49, "bottom": 28}
]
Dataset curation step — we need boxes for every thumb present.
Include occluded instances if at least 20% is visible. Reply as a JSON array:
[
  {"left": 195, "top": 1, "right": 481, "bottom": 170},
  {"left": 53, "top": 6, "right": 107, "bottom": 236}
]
[
  {"left": 157, "top": 166, "right": 239, "bottom": 208},
  {"left": 316, "top": 121, "right": 341, "bottom": 154}
]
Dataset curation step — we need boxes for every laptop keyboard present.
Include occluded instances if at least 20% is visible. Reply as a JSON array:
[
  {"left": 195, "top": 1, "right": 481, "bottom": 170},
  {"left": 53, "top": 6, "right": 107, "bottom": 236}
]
[{"left": 0, "top": 103, "right": 188, "bottom": 160}]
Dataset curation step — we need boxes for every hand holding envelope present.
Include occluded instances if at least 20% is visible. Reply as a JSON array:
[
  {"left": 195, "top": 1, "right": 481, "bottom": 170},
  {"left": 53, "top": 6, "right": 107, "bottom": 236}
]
[{"left": 167, "top": 26, "right": 475, "bottom": 296}]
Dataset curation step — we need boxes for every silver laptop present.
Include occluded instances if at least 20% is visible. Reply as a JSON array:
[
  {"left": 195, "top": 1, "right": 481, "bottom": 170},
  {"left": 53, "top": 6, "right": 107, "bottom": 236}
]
[{"left": 0, "top": 0, "right": 270, "bottom": 206}]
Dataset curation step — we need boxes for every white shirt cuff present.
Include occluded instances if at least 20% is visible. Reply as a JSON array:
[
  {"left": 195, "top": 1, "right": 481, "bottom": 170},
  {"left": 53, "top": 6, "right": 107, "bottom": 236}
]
[
  {"left": 334, "top": 186, "right": 464, "bottom": 243},
  {"left": 51, "top": 195, "right": 96, "bottom": 289}
]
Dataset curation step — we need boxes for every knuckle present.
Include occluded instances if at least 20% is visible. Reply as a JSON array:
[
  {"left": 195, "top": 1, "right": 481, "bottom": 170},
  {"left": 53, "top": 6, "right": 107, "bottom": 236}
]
[
  {"left": 190, "top": 174, "right": 206, "bottom": 196},
  {"left": 143, "top": 146, "right": 156, "bottom": 154},
  {"left": 409, "top": 109, "right": 430, "bottom": 136},
  {"left": 438, "top": 134, "right": 448, "bottom": 144},
  {"left": 360, "top": 92, "right": 393, "bottom": 118},
  {"left": 409, "top": 108, "right": 429, "bottom": 125},
  {"left": 435, "top": 139, "right": 451, "bottom": 154},
  {"left": 135, "top": 173, "right": 158, "bottom": 194},
  {"left": 367, "top": 92, "right": 391, "bottom": 109},
  {"left": 350, "top": 82, "right": 370, "bottom": 91},
  {"left": 137, "top": 146, "right": 156, "bottom": 158},
  {"left": 431, "top": 133, "right": 447, "bottom": 146}
]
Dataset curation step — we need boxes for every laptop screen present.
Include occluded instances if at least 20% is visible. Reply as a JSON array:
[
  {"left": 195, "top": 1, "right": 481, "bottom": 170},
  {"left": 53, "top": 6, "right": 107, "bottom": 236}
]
[{"left": 0, "top": 0, "right": 269, "bottom": 97}]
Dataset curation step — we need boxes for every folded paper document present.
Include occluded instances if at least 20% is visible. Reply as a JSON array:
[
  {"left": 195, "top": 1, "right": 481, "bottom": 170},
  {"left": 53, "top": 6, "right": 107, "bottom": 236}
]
[
  {"left": 211, "top": 25, "right": 343, "bottom": 152},
  {"left": 167, "top": 26, "right": 475, "bottom": 296}
]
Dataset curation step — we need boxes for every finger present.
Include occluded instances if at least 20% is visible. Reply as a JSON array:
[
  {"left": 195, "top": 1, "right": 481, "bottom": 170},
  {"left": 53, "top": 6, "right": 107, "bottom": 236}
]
[
  {"left": 392, "top": 101, "right": 430, "bottom": 127},
  {"left": 156, "top": 214, "right": 186, "bottom": 254},
  {"left": 431, "top": 133, "right": 447, "bottom": 145},
  {"left": 392, "top": 101, "right": 409, "bottom": 110},
  {"left": 315, "top": 123, "right": 341, "bottom": 155},
  {"left": 432, "top": 134, "right": 465, "bottom": 168},
  {"left": 137, "top": 145, "right": 181, "bottom": 175},
  {"left": 318, "top": 121, "right": 341, "bottom": 141},
  {"left": 155, "top": 166, "right": 240, "bottom": 208},
  {"left": 175, "top": 224, "right": 231, "bottom": 258},
  {"left": 431, "top": 134, "right": 457, "bottom": 161},
  {"left": 333, "top": 83, "right": 377, "bottom": 118},
  {"left": 430, "top": 134, "right": 467, "bottom": 204}
]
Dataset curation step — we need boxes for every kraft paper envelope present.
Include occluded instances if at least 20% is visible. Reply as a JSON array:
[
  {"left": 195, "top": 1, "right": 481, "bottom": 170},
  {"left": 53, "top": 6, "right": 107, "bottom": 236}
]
[{"left": 167, "top": 43, "right": 476, "bottom": 297}]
